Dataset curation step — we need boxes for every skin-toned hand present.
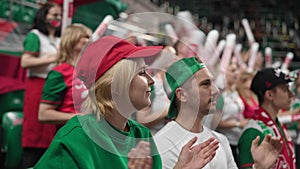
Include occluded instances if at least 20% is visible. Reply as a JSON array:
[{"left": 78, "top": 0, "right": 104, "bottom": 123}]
[
  {"left": 128, "top": 141, "right": 152, "bottom": 169},
  {"left": 174, "top": 137, "right": 219, "bottom": 169},
  {"left": 251, "top": 134, "right": 283, "bottom": 169}
]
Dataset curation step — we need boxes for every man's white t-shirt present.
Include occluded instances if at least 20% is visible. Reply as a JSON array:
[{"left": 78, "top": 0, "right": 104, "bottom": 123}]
[{"left": 154, "top": 121, "right": 238, "bottom": 169}]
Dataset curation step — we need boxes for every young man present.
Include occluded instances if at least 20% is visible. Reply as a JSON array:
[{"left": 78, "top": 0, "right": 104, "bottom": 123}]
[
  {"left": 238, "top": 68, "right": 296, "bottom": 169},
  {"left": 154, "top": 58, "right": 283, "bottom": 169}
]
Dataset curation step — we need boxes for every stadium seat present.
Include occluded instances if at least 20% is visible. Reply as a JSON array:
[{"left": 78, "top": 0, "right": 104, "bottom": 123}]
[
  {"left": 0, "top": 90, "right": 24, "bottom": 123},
  {"left": 0, "top": 0, "right": 38, "bottom": 24},
  {"left": 1, "top": 111, "right": 23, "bottom": 169}
]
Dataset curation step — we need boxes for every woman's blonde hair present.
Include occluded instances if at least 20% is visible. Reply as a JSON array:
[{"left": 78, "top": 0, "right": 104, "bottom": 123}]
[
  {"left": 58, "top": 23, "right": 92, "bottom": 65},
  {"left": 81, "top": 58, "right": 141, "bottom": 121}
]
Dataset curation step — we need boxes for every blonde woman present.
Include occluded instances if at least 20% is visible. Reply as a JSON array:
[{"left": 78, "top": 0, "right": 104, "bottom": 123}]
[{"left": 38, "top": 24, "right": 92, "bottom": 125}]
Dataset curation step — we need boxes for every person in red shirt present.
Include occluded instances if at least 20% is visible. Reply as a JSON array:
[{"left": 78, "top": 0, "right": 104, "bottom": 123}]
[{"left": 39, "top": 23, "right": 91, "bottom": 126}]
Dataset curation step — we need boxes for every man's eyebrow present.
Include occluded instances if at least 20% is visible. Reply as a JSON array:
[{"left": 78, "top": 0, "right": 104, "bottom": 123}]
[{"left": 199, "top": 78, "right": 212, "bottom": 85}]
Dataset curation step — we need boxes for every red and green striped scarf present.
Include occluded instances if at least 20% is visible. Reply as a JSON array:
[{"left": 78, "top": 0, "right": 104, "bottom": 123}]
[{"left": 253, "top": 107, "right": 296, "bottom": 169}]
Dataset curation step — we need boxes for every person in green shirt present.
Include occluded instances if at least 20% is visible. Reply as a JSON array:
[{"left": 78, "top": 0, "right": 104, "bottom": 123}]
[{"left": 34, "top": 35, "right": 221, "bottom": 169}]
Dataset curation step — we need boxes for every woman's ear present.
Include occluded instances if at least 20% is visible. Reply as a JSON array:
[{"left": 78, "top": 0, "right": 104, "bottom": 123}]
[{"left": 175, "top": 88, "right": 187, "bottom": 102}]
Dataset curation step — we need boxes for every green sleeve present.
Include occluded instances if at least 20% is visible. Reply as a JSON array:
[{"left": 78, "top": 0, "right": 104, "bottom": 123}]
[
  {"left": 238, "top": 128, "right": 264, "bottom": 169},
  {"left": 41, "top": 70, "right": 66, "bottom": 106},
  {"left": 23, "top": 32, "right": 40, "bottom": 53}
]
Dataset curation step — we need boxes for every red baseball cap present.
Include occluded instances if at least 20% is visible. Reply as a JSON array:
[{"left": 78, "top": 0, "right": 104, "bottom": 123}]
[{"left": 76, "top": 35, "right": 162, "bottom": 88}]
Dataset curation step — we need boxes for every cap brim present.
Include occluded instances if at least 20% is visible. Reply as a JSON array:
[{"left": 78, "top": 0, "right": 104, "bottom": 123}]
[
  {"left": 127, "top": 46, "right": 163, "bottom": 65},
  {"left": 277, "top": 76, "right": 292, "bottom": 85}
]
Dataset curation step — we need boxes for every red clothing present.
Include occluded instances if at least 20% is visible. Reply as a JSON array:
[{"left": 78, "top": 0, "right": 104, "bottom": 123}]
[
  {"left": 41, "top": 63, "right": 87, "bottom": 114},
  {"left": 22, "top": 77, "right": 56, "bottom": 148},
  {"left": 253, "top": 107, "right": 296, "bottom": 169},
  {"left": 241, "top": 96, "right": 258, "bottom": 119}
]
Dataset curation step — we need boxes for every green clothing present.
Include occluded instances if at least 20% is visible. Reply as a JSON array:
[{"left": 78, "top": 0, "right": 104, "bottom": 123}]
[
  {"left": 238, "top": 118, "right": 295, "bottom": 169},
  {"left": 238, "top": 123, "right": 265, "bottom": 168},
  {"left": 34, "top": 114, "right": 162, "bottom": 169},
  {"left": 41, "top": 70, "right": 66, "bottom": 106},
  {"left": 23, "top": 32, "right": 40, "bottom": 53}
]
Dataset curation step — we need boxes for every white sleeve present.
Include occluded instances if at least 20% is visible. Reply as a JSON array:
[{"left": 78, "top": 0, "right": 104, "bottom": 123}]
[{"left": 219, "top": 134, "right": 238, "bottom": 169}]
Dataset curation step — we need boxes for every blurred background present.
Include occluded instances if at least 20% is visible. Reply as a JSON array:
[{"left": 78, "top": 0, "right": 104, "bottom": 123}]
[
  {"left": 155, "top": 0, "right": 300, "bottom": 68},
  {"left": 0, "top": 0, "right": 299, "bottom": 74}
]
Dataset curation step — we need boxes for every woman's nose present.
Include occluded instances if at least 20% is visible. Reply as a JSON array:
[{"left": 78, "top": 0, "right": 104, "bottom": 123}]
[{"left": 146, "top": 72, "right": 155, "bottom": 85}]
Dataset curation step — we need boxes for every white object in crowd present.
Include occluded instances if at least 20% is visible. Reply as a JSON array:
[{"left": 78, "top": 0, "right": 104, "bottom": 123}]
[
  {"left": 188, "top": 29, "right": 206, "bottom": 59},
  {"left": 271, "top": 61, "right": 281, "bottom": 69},
  {"left": 165, "top": 24, "right": 179, "bottom": 44},
  {"left": 203, "top": 30, "right": 219, "bottom": 64},
  {"left": 265, "top": 47, "right": 272, "bottom": 68},
  {"left": 281, "top": 52, "right": 294, "bottom": 74},
  {"left": 208, "top": 39, "right": 226, "bottom": 67},
  {"left": 234, "top": 43, "right": 247, "bottom": 69},
  {"left": 92, "top": 15, "right": 114, "bottom": 41},
  {"left": 220, "top": 33, "right": 236, "bottom": 73},
  {"left": 175, "top": 11, "right": 196, "bottom": 37},
  {"left": 242, "top": 18, "right": 256, "bottom": 45},
  {"left": 247, "top": 42, "right": 259, "bottom": 72}
]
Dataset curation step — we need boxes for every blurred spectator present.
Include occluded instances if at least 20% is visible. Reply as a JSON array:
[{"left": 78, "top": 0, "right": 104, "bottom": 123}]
[
  {"left": 38, "top": 24, "right": 92, "bottom": 126},
  {"left": 20, "top": 2, "right": 62, "bottom": 169},
  {"left": 236, "top": 71, "right": 258, "bottom": 119},
  {"left": 238, "top": 68, "right": 296, "bottom": 169},
  {"left": 217, "top": 63, "right": 248, "bottom": 167}
]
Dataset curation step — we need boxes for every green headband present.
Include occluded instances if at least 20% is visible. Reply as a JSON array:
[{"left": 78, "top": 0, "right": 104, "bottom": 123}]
[{"left": 165, "top": 57, "right": 205, "bottom": 119}]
